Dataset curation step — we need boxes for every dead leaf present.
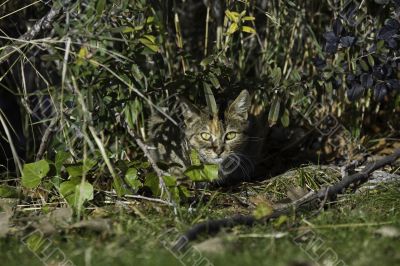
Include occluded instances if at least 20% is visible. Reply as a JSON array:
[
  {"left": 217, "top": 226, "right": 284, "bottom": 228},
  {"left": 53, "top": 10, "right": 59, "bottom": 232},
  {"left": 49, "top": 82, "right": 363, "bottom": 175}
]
[
  {"left": 49, "top": 207, "right": 73, "bottom": 228},
  {"left": 193, "top": 237, "right": 225, "bottom": 254},
  {"left": 0, "top": 212, "right": 12, "bottom": 237},
  {"left": 287, "top": 186, "right": 309, "bottom": 201},
  {"left": 375, "top": 226, "right": 400, "bottom": 238},
  {"left": 33, "top": 207, "right": 74, "bottom": 235},
  {"left": 0, "top": 198, "right": 18, "bottom": 237},
  {"left": 70, "top": 218, "right": 111, "bottom": 232}
]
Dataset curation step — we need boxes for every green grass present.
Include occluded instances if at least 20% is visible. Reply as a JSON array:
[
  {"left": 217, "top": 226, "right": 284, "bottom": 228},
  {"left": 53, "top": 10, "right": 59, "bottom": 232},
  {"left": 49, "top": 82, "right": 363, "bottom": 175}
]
[{"left": 1, "top": 183, "right": 399, "bottom": 266}]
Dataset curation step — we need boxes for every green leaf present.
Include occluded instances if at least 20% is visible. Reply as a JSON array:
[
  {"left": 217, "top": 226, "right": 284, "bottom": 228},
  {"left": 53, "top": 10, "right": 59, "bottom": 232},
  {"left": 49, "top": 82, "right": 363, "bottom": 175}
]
[
  {"left": 142, "top": 34, "right": 156, "bottom": 43},
  {"left": 96, "top": 0, "right": 106, "bottom": 15},
  {"left": 139, "top": 38, "right": 159, "bottom": 53},
  {"left": 55, "top": 151, "right": 69, "bottom": 175},
  {"left": 242, "top": 16, "right": 255, "bottom": 21},
  {"left": 184, "top": 164, "right": 219, "bottom": 182},
  {"left": 290, "top": 69, "right": 301, "bottom": 82},
  {"left": 0, "top": 185, "right": 18, "bottom": 198},
  {"left": 268, "top": 96, "right": 281, "bottom": 126},
  {"left": 280, "top": 108, "right": 290, "bottom": 127},
  {"left": 65, "top": 159, "right": 96, "bottom": 178},
  {"left": 253, "top": 202, "right": 273, "bottom": 219},
  {"left": 163, "top": 175, "right": 177, "bottom": 187},
  {"left": 131, "top": 64, "right": 144, "bottom": 82},
  {"left": 200, "top": 56, "right": 214, "bottom": 67},
  {"left": 359, "top": 59, "right": 369, "bottom": 72},
  {"left": 377, "top": 40, "right": 385, "bottom": 50},
  {"left": 21, "top": 160, "right": 50, "bottom": 189},
  {"left": 208, "top": 72, "right": 220, "bottom": 89},
  {"left": 125, "top": 168, "right": 142, "bottom": 193},
  {"left": 144, "top": 173, "right": 160, "bottom": 196},
  {"left": 203, "top": 82, "right": 218, "bottom": 116},
  {"left": 189, "top": 149, "right": 201, "bottom": 166},
  {"left": 367, "top": 54, "right": 375, "bottom": 67},
  {"left": 273, "top": 215, "right": 288, "bottom": 228},
  {"left": 241, "top": 26, "right": 256, "bottom": 34},
  {"left": 271, "top": 67, "right": 282, "bottom": 86},
  {"left": 225, "top": 10, "right": 240, "bottom": 22},
  {"left": 124, "top": 99, "right": 142, "bottom": 128},
  {"left": 60, "top": 178, "right": 94, "bottom": 209},
  {"left": 227, "top": 23, "right": 239, "bottom": 35}
]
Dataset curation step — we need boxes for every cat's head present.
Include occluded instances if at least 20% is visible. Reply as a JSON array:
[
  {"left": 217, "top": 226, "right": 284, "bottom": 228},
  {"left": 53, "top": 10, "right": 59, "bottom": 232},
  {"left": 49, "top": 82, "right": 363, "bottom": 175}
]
[{"left": 181, "top": 90, "right": 251, "bottom": 165}]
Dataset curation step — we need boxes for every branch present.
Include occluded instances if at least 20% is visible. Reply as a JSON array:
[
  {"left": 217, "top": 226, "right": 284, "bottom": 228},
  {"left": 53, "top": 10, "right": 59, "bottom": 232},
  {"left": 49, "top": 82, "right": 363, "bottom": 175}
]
[
  {"left": 126, "top": 126, "right": 175, "bottom": 206},
  {"left": 0, "top": 1, "right": 69, "bottom": 64},
  {"left": 35, "top": 117, "right": 59, "bottom": 161},
  {"left": 173, "top": 149, "right": 400, "bottom": 250}
]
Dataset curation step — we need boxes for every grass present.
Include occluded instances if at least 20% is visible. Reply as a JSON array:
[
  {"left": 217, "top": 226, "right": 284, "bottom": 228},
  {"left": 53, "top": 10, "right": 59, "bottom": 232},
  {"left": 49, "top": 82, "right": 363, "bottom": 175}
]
[{"left": 1, "top": 183, "right": 399, "bottom": 266}]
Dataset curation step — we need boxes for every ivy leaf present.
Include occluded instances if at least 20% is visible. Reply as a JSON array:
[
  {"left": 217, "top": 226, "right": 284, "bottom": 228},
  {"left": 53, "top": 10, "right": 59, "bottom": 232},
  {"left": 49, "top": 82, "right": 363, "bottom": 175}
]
[
  {"left": 60, "top": 178, "right": 94, "bottom": 210},
  {"left": 125, "top": 168, "right": 142, "bottom": 193},
  {"left": 65, "top": 159, "right": 96, "bottom": 178},
  {"left": 0, "top": 185, "right": 18, "bottom": 198},
  {"left": 144, "top": 173, "right": 160, "bottom": 196},
  {"left": 184, "top": 164, "right": 219, "bottom": 182},
  {"left": 55, "top": 151, "right": 69, "bottom": 175},
  {"left": 21, "top": 160, "right": 50, "bottom": 189}
]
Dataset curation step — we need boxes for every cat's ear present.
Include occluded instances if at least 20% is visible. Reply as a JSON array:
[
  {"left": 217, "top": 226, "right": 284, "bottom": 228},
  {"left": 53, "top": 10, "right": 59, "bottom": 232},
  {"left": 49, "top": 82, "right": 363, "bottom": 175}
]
[
  {"left": 226, "top": 90, "right": 251, "bottom": 120},
  {"left": 178, "top": 97, "right": 201, "bottom": 126}
]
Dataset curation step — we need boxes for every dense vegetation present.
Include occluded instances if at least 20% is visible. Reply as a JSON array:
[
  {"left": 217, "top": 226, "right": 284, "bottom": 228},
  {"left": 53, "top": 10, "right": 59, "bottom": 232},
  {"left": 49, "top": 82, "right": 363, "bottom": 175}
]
[{"left": 0, "top": 1, "right": 399, "bottom": 265}]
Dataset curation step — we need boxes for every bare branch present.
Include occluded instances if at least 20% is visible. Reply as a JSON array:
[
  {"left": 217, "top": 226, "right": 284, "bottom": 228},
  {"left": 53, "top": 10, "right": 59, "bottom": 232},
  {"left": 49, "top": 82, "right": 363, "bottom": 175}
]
[
  {"left": 126, "top": 126, "right": 175, "bottom": 207},
  {"left": 35, "top": 117, "right": 59, "bottom": 161},
  {"left": 0, "top": 1, "right": 69, "bottom": 64}
]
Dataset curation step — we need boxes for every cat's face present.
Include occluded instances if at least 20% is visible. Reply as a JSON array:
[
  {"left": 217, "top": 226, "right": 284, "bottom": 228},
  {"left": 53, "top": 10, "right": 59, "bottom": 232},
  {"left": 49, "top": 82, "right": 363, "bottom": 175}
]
[{"left": 181, "top": 90, "right": 251, "bottom": 165}]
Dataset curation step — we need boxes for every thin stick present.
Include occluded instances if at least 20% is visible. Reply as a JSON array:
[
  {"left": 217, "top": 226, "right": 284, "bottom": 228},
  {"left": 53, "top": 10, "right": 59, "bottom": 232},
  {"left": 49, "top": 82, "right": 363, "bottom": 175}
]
[
  {"left": 104, "top": 191, "right": 174, "bottom": 207},
  {"left": 204, "top": 5, "right": 210, "bottom": 56}
]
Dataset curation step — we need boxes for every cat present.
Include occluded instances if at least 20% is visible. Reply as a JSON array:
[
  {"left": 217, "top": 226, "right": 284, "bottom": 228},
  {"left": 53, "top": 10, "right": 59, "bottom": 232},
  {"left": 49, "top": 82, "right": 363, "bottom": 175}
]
[{"left": 147, "top": 90, "right": 267, "bottom": 185}]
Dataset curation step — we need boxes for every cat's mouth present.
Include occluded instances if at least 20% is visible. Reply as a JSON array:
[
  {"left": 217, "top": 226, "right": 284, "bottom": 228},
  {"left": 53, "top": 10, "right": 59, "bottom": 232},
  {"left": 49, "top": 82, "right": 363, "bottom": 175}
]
[
  {"left": 198, "top": 152, "right": 225, "bottom": 165},
  {"left": 206, "top": 157, "right": 224, "bottom": 164}
]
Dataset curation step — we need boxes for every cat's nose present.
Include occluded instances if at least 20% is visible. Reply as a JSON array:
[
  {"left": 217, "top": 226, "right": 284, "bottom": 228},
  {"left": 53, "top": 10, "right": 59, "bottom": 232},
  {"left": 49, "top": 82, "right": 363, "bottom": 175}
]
[{"left": 214, "top": 147, "right": 223, "bottom": 156}]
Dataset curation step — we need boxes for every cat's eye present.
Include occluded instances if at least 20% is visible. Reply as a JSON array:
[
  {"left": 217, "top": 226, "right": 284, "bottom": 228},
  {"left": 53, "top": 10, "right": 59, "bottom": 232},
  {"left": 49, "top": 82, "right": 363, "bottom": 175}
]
[
  {"left": 200, "top": 132, "right": 211, "bottom": 141},
  {"left": 225, "top": 132, "right": 237, "bottom": 141}
]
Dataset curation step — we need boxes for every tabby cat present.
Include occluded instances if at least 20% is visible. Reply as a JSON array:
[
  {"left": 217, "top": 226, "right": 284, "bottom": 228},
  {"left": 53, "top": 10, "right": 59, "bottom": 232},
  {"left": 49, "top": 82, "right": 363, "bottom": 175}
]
[{"left": 147, "top": 90, "right": 267, "bottom": 184}]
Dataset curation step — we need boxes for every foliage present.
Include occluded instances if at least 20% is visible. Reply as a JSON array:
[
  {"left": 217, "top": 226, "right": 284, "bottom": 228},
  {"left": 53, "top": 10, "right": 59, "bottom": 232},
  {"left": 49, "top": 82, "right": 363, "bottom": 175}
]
[{"left": 0, "top": 0, "right": 399, "bottom": 210}]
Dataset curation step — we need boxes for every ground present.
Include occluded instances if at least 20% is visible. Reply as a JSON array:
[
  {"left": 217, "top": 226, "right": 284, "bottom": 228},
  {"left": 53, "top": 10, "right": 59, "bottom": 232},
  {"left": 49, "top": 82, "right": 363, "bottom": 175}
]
[{"left": 1, "top": 167, "right": 399, "bottom": 266}]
